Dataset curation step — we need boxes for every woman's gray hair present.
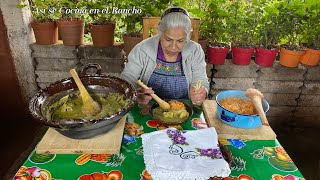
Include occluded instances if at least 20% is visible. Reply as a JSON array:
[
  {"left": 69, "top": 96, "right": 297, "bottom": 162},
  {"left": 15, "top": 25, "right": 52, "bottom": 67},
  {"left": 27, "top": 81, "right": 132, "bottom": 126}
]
[{"left": 158, "top": 12, "right": 192, "bottom": 41}]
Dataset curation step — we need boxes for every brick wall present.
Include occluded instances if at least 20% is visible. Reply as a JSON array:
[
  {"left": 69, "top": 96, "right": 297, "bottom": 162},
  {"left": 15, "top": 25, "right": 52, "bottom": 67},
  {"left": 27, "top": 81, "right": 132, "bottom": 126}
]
[{"left": 31, "top": 43, "right": 320, "bottom": 128}]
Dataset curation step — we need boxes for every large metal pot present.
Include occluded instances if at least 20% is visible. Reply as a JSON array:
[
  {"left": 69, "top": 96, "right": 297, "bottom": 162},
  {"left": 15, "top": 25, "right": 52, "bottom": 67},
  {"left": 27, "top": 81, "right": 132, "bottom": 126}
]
[
  {"left": 29, "top": 64, "right": 137, "bottom": 139},
  {"left": 215, "top": 90, "right": 269, "bottom": 129}
]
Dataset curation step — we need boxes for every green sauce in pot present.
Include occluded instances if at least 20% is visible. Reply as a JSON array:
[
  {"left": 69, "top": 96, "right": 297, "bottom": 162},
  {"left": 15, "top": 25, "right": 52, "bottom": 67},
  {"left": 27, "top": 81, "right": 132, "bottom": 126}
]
[{"left": 49, "top": 92, "right": 129, "bottom": 120}]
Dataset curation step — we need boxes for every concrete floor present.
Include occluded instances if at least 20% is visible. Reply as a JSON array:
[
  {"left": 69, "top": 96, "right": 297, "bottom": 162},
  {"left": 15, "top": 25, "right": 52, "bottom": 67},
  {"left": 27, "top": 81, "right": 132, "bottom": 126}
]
[
  {"left": 276, "top": 126, "right": 320, "bottom": 180},
  {"left": 3, "top": 125, "right": 320, "bottom": 180}
]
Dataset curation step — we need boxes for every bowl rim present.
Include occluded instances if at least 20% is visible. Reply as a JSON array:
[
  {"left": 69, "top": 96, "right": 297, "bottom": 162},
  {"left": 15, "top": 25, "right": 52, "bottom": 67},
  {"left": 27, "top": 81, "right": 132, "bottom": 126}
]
[
  {"left": 150, "top": 99, "right": 193, "bottom": 125},
  {"left": 29, "top": 73, "right": 137, "bottom": 129},
  {"left": 215, "top": 90, "right": 270, "bottom": 116}
]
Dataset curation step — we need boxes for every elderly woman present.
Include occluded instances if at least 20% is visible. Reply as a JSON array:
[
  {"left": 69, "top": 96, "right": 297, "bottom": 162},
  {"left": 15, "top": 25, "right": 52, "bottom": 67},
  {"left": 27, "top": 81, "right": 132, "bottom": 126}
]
[{"left": 120, "top": 7, "right": 209, "bottom": 106}]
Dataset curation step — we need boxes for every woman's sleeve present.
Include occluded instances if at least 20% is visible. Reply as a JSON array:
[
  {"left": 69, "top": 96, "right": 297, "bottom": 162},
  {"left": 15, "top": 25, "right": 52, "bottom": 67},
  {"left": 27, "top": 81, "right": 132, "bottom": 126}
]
[
  {"left": 120, "top": 45, "right": 144, "bottom": 89},
  {"left": 191, "top": 43, "right": 210, "bottom": 95}
]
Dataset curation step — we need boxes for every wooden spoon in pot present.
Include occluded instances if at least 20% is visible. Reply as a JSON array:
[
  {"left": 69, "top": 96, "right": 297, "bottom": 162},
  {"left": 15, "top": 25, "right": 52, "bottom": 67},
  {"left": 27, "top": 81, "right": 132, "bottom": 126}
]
[
  {"left": 136, "top": 80, "right": 170, "bottom": 110},
  {"left": 69, "top": 69, "right": 101, "bottom": 116},
  {"left": 245, "top": 88, "right": 269, "bottom": 126}
]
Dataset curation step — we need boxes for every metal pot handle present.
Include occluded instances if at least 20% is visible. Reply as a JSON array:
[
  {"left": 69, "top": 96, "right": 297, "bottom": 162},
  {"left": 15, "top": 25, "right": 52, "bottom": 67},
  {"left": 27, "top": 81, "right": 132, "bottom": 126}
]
[{"left": 79, "top": 63, "right": 102, "bottom": 77}]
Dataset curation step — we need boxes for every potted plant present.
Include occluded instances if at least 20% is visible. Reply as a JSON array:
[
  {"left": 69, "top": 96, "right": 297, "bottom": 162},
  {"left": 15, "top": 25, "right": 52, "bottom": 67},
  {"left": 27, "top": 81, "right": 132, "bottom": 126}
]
[
  {"left": 87, "top": 0, "right": 118, "bottom": 48},
  {"left": 187, "top": 1, "right": 210, "bottom": 54},
  {"left": 17, "top": 0, "right": 59, "bottom": 45},
  {"left": 121, "top": 13, "right": 143, "bottom": 55},
  {"left": 299, "top": 1, "right": 320, "bottom": 66},
  {"left": 227, "top": 0, "right": 256, "bottom": 65},
  {"left": 277, "top": 0, "right": 306, "bottom": 68},
  {"left": 203, "top": 0, "right": 231, "bottom": 65},
  {"left": 120, "top": 0, "right": 169, "bottom": 55},
  {"left": 253, "top": 0, "right": 280, "bottom": 67},
  {"left": 55, "top": 0, "right": 86, "bottom": 46}
]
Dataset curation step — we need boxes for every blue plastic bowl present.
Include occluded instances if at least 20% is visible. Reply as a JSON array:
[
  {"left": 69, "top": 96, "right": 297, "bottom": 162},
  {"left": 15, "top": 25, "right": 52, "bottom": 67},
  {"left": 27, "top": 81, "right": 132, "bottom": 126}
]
[{"left": 215, "top": 90, "right": 269, "bottom": 129}]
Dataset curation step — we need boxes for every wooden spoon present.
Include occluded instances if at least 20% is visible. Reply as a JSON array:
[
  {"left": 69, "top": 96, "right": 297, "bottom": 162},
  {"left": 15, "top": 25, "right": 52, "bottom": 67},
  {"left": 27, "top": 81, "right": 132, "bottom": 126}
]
[
  {"left": 136, "top": 80, "right": 170, "bottom": 110},
  {"left": 245, "top": 88, "right": 269, "bottom": 126},
  {"left": 69, "top": 69, "right": 101, "bottom": 116}
]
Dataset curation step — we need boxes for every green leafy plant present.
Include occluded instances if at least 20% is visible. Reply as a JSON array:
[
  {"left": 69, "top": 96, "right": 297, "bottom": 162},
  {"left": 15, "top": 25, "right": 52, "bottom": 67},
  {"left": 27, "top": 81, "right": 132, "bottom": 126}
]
[
  {"left": 84, "top": 32, "right": 92, "bottom": 42},
  {"left": 55, "top": 0, "right": 87, "bottom": 21},
  {"left": 201, "top": 0, "right": 231, "bottom": 47},
  {"left": 17, "top": 0, "right": 60, "bottom": 22},
  {"left": 182, "top": 0, "right": 210, "bottom": 40},
  {"left": 300, "top": 0, "right": 320, "bottom": 49},
  {"left": 277, "top": 0, "right": 307, "bottom": 51},
  {"left": 226, "top": 0, "right": 258, "bottom": 48},
  {"left": 254, "top": 0, "right": 282, "bottom": 49},
  {"left": 86, "top": 0, "right": 119, "bottom": 25}
]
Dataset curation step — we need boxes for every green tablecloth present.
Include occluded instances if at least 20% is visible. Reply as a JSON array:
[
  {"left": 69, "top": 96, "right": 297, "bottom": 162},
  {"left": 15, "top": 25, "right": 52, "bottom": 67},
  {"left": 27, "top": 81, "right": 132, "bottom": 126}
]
[{"left": 13, "top": 105, "right": 305, "bottom": 180}]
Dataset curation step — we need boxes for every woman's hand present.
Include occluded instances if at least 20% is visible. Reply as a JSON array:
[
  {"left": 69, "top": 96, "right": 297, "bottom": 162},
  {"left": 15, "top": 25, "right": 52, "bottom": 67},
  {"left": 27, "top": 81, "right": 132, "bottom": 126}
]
[
  {"left": 190, "top": 86, "right": 207, "bottom": 105},
  {"left": 136, "top": 88, "right": 154, "bottom": 106}
]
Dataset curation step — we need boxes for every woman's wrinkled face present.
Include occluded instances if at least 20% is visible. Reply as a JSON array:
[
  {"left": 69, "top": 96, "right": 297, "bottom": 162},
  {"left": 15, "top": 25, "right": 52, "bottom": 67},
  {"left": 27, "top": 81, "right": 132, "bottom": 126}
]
[{"left": 160, "top": 27, "right": 187, "bottom": 58}]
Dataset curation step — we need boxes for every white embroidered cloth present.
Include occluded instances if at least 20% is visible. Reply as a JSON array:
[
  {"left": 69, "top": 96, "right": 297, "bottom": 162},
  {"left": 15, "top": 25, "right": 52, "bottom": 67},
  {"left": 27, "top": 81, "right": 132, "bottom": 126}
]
[{"left": 141, "top": 127, "right": 231, "bottom": 180}]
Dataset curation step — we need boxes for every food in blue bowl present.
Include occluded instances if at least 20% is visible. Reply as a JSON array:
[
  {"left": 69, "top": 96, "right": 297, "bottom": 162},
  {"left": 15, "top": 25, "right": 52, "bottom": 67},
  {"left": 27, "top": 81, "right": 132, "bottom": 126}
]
[{"left": 215, "top": 90, "right": 269, "bottom": 129}]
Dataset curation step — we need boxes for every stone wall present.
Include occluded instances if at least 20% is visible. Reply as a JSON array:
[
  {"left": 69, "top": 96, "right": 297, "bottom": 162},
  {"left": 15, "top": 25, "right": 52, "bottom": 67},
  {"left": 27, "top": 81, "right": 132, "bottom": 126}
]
[
  {"left": 31, "top": 43, "right": 124, "bottom": 89},
  {"left": 31, "top": 43, "right": 320, "bottom": 128}
]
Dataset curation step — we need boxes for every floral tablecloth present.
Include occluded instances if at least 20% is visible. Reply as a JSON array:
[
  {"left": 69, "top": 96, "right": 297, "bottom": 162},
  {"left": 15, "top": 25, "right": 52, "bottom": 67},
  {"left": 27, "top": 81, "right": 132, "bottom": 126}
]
[{"left": 13, "top": 105, "right": 305, "bottom": 180}]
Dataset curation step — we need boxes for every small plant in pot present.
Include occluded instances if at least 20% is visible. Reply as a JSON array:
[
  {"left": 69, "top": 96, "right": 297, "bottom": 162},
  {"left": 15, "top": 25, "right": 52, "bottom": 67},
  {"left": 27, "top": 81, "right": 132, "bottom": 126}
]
[
  {"left": 121, "top": 14, "right": 143, "bottom": 55},
  {"left": 17, "top": 0, "right": 59, "bottom": 45},
  {"left": 87, "top": 0, "right": 118, "bottom": 48},
  {"left": 227, "top": 0, "right": 256, "bottom": 65},
  {"left": 204, "top": 0, "right": 231, "bottom": 65},
  {"left": 253, "top": 1, "right": 281, "bottom": 67},
  {"left": 299, "top": 2, "right": 320, "bottom": 66},
  {"left": 277, "top": 1, "right": 306, "bottom": 68},
  {"left": 55, "top": 0, "right": 86, "bottom": 46}
]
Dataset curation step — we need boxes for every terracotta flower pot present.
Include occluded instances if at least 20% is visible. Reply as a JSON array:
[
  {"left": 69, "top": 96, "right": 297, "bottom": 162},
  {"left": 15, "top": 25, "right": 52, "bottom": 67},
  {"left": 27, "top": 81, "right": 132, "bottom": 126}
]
[
  {"left": 207, "top": 46, "right": 230, "bottom": 65},
  {"left": 90, "top": 23, "right": 115, "bottom": 48},
  {"left": 279, "top": 48, "right": 305, "bottom": 68},
  {"left": 198, "top": 39, "right": 209, "bottom": 54},
  {"left": 31, "top": 21, "right": 58, "bottom": 45},
  {"left": 123, "top": 34, "right": 142, "bottom": 55},
  {"left": 299, "top": 48, "right": 320, "bottom": 66},
  {"left": 255, "top": 48, "right": 278, "bottom": 67},
  {"left": 231, "top": 47, "right": 254, "bottom": 65},
  {"left": 57, "top": 20, "right": 84, "bottom": 46}
]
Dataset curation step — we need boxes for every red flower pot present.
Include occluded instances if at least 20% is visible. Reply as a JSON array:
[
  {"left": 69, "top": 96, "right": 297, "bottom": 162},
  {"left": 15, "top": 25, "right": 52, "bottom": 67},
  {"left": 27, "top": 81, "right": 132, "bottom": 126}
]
[
  {"left": 255, "top": 48, "right": 278, "bottom": 67},
  {"left": 232, "top": 47, "right": 254, "bottom": 65},
  {"left": 207, "top": 46, "right": 230, "bottom": 65}
]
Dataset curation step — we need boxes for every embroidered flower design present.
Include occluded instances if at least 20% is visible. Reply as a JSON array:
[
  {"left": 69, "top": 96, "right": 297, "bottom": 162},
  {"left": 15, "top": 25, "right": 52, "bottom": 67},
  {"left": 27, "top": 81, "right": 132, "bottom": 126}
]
[
  {"left": 157, "top": 63, "right": 162, "bottom": 69},
  {"left": 173, "top": 133, "right": 187, "bottom": 145},
  {"left": 166, "top": 129, "right": 223, "bottom": 160},
  {"left": 166, "top": 129, "right": 189, "bottom": 145},
  {"left": 165, "top": 65, "right": 171, "bottom": 71},
  {"left": 166, "top": 129, "right": 175, "bottom": 135},
  {"left": 196, "top": 148, "right": 223, "bottom": 159},
  {"left": 174, "top": 65, "right": 180, "bottom": 71}
]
